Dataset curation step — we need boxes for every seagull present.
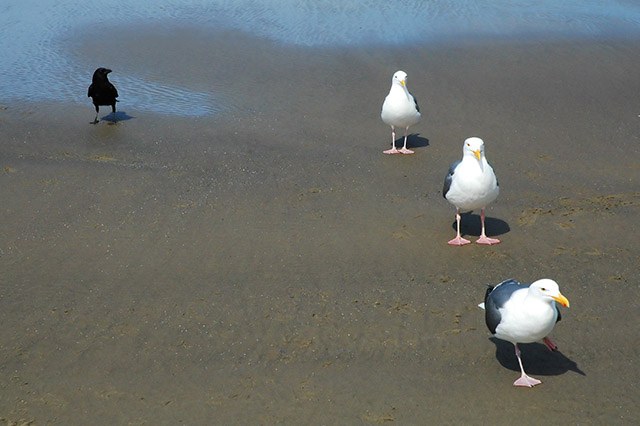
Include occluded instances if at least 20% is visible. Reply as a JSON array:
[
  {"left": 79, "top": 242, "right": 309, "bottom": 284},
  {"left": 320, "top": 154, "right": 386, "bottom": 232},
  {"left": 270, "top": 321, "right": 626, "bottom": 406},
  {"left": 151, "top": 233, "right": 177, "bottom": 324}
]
[
  {"left": 380, "top": 70, "right": 421, "bottom": 154},
  {"left": 443, "top": 137, "right": 500, "bottom": 245},
  {"left": 88, "top": 67, "right": 119, "bottom": 124},
  {"left": 479, "top": 278, "right": 570, "bottom": 387}
]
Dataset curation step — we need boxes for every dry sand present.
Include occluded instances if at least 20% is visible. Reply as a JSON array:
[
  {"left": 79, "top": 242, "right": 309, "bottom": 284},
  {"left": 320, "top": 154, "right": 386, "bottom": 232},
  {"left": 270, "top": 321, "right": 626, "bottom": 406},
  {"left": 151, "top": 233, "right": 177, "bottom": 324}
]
[{"left": 1, "top": 29, "right": 639, "bottom": 424}]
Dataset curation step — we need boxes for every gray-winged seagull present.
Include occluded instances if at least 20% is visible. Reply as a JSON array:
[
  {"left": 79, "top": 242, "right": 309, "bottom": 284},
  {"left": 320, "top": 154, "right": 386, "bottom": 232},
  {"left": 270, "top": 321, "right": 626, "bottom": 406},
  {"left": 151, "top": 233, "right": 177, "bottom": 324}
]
[
  {"left": 443, "top": 137, "right": 500, "bottom": 245},
  {"left": 381, "top": 70, "right": 421, "bottom": 154},
  {"left": 479, "top": 278, "right": 570, "bottom": 387}
]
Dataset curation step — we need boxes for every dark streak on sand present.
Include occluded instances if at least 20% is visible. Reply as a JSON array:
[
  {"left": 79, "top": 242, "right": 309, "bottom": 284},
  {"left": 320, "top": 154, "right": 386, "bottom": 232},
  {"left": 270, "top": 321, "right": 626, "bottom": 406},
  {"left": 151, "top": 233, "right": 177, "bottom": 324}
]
[{"left": 1, "top": 30, "right": 639, "bottom": 424}]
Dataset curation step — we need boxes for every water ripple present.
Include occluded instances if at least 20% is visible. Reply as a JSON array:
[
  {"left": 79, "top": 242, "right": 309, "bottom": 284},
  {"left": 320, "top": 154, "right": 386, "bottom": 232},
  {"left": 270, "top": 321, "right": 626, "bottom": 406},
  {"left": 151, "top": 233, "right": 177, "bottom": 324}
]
[{"left": 1, "top": 0, "right": 640, "bottom": 115}]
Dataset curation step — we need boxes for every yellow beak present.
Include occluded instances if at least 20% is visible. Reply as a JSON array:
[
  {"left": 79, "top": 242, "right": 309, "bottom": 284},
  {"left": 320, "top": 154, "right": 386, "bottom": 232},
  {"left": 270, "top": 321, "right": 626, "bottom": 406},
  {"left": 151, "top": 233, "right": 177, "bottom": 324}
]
[
  {"left": 552, "top": 293, "right": 570, "bottom": 308},
  {"left": 473, "top": 150, "right": 481, "bottom": 161},
  {"left": 400, "top": 80, "right": 406, "bottom": 87}
]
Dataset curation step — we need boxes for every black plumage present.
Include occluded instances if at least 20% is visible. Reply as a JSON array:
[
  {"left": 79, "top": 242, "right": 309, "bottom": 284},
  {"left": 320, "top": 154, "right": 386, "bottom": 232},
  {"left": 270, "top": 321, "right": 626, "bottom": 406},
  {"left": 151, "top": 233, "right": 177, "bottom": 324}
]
[{"left": 87, "top": 67, "right": 119, "bottom": 124}]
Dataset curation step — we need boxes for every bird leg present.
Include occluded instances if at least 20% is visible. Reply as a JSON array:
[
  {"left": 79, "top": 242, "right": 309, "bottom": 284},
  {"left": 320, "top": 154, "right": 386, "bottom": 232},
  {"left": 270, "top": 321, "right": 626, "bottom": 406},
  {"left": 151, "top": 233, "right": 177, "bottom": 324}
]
[
  {"left": 398, "top": 127, "right": 414, "bottom": 154},
  {"left": 543, "top": 337, "right": 558, "bottom": 351},
  {"left": 448, "top": 208, "right": 471, "bottom": 246},
  {"left": 476, "top": 208, "right": 500, "bottom": 245},
  {"left": 513, "top": 344, "right": 542, "bottom": 387},
  {"left": 110, "top": 104, "right": 118, "bottom": 124},
  {"left": 383, "top": 126, "right": 400, "bottom": 154},
  {"left": 91, "top": 106, "right": 99, "bottom": 124}
]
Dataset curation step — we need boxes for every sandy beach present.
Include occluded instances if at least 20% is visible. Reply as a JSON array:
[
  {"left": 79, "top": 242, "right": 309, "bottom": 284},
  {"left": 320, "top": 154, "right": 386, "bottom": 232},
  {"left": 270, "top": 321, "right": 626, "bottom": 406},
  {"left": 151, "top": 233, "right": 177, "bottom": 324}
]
[{"left": 1, "top": 25, "right": 639, "bottom": 424}]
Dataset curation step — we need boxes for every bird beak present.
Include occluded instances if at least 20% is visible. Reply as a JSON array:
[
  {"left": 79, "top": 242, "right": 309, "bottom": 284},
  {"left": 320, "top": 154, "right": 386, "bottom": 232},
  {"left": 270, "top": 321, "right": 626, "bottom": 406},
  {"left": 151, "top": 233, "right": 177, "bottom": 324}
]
[
  {"left": 400, "top": 80, "right": 406, "bottom": 87},
  {"left": 552, "top": 293, "right": 570, "bottom": 308},
  {"left": 473, "top": 150, "right": 481, "bottom": 161}
]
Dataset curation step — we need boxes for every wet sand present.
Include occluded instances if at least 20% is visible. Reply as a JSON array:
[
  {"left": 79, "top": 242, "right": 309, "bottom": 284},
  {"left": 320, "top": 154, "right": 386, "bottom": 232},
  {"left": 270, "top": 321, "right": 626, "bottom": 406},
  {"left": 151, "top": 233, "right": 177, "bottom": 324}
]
[{"left": 1, "top": 30, "right": 639, "bottom": 424}]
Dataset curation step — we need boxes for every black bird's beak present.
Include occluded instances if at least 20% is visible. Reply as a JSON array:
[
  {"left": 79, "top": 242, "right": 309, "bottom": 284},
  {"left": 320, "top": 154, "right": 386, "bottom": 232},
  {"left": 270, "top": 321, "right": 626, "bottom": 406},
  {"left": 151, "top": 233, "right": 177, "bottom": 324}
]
[{"left": 105, "top": 69, "right": 112, "bottom": 74}]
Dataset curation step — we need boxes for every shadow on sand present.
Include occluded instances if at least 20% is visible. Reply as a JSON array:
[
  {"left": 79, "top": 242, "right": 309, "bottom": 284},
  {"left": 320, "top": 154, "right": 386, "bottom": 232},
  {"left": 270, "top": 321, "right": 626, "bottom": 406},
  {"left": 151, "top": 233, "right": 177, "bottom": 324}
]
[
  {"left": 100, "top": 111, "right": 135, "bottom": 124},
  {"left": 449, "top": 212, "right": 510, "bottom": 238},
  {"left": 490, "top": 337, "right": 585, "bottom": 378},
  {"left": 402, "top": 133, "right": 429, "bottom": 149}
]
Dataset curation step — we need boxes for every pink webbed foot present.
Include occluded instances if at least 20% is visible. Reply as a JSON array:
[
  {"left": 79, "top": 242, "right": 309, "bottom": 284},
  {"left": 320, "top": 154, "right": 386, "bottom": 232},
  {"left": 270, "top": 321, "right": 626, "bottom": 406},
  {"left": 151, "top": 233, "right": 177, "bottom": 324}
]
[
  {"left": 513, "top": 374, "right": 542, "bottom": 387},
  {"left": 383, "top": 148, "right": 400, "bottom": 154},
  {"left": 398, "top": 147, "right": 414, "bottom": 154},
  {"left": 448, "top": 236, "right": 471, "bottom": 246},
  {"left": 543, "top": 337, "right": 558, "bottom": 351},
  {"left": 476, "top": 236, "right": 501, "bottom": 245}
]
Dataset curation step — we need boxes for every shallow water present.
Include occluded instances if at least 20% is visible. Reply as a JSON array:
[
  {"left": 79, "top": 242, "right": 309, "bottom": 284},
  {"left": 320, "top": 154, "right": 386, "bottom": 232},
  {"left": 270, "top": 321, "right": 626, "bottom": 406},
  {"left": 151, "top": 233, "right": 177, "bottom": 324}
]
[{"left": 1, "top": 0, "right": 640, "bottom": 115}]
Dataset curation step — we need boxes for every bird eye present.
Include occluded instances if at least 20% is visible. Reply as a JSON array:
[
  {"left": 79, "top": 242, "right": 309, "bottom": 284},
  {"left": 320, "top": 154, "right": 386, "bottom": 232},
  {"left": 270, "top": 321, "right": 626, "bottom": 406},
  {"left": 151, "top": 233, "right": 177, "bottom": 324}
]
[{"left": 541, "top": 288, "right": 546, "bottom": 291}]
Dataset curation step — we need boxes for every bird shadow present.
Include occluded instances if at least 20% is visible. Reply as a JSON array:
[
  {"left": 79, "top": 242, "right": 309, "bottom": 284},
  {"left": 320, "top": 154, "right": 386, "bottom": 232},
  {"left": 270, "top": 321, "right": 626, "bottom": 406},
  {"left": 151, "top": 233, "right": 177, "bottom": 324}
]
[
  {"left": 396, "top": 133, "right": 429, "bottom": 149},
  {"left": 101, "top": 111, "right": 135, "bottom": 123},
  {"left": 490, "top": 337, "right": 586, "bottom": 377},
  {"left": 450, "top": 212, "right": 510, "bottom": 237}
]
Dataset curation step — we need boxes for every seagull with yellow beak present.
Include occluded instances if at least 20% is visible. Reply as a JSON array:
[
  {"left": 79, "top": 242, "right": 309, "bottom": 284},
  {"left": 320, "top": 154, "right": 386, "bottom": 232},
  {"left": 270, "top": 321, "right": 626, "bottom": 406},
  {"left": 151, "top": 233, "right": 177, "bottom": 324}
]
[
  {"left": 380, "top": 70, "right": 421, "bottom": 154},
  {"left": 479, "top": 278, "right": 571, "bottom": 387},
  {"left": 443, "top": 137, "right": 500, "bottom": 245}
]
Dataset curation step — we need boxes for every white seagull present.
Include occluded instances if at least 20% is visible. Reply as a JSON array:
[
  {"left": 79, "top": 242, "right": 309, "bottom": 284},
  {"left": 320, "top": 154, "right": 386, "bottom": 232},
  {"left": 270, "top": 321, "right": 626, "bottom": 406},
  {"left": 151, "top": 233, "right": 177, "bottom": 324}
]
[
  {"left": 479, "top": 278, "right": 570, "bottom": 387},
  {"left": 380, "top": 70, "right": 421, "bottom": 154},
  {"left": 442, "top": 137, "right": 500, "bottom": 245}
]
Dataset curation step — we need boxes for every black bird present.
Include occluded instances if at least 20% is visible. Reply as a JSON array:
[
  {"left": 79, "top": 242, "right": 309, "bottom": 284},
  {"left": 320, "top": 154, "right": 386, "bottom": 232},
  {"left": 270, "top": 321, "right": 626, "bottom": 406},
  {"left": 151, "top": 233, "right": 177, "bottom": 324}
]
[{"left": 87, "top": 67, "right": 119, "bottom": 124}]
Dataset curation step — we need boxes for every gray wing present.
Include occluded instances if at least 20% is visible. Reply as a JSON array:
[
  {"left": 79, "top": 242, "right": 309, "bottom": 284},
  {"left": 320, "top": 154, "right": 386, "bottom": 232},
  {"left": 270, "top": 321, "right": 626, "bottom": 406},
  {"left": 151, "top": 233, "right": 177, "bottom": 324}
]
[
  {"left": 484, "top": 279, "right": 527, "bottom": 334},
  {"left": 411, "top": 93, "right": 420, "bottom": 113},
  {"left": 442, "top": 160, "right": 461, "bottom": 199}
]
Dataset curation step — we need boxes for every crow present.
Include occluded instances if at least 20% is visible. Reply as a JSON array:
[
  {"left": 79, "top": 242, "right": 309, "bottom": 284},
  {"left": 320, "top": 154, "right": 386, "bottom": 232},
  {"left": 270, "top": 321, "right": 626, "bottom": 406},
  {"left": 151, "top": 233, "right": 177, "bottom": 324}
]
[{"left": 87, "top": 67, "right": 119, "bottom": 124}]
